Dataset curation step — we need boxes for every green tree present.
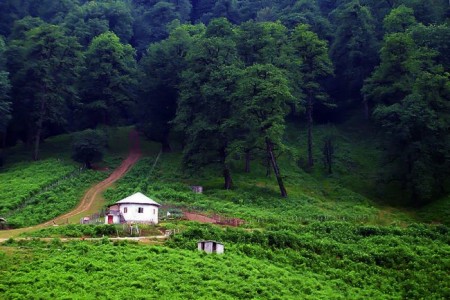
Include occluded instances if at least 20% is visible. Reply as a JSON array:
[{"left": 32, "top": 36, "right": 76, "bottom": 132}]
[
  {"left": 81, "top": 32, "right": 138, "bottom": 128},
  {"left": 0, "top": 36, "right": 11, "bottom": 154},
  {"left": 330, "top": 0, "right": 378, "bottom": 113},
  {"left": 72, "top": 129, "right": 107, "bottom": 169},
  {"left": 383, "top": 4, "right": 417, "bottom": 33},
  {"left": 235, "top": 64, "right": 293, "bottom": 197},
  {"left": 278, "top": 0, "right": 332, "bottom": 40},
  {"left": 138, "top": 24, "right": 201, "bottom": 152},
  {"left": 9, "top": 24, "right": 82, "bottom": 160},
  {"left": 364, "top": 31, "right": 450, "bottom": 204},
  {"left": 236, "top": 21, "right": 289, "bottom": 67},
  {"left": 174, "top": 19, "right": 240, "bottom": 189},
  {"left": 412, "top": 23, "right": 450, "bottom": 71},
  {"left": 64, "top": 0, "right": 134, "bottom": 47},
  {"left": 290, "top": 24, "right": 333, "bottom": 168}
]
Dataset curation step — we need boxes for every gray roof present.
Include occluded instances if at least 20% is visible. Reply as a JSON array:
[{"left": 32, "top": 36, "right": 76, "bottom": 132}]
[{"left": 114, "top": 192, "right": 161, "bottom": 206}]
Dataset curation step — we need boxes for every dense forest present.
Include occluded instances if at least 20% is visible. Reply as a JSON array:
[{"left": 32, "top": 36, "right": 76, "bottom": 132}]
[{"left": 0, "top": 0, "right": 449, "bottom": 206}]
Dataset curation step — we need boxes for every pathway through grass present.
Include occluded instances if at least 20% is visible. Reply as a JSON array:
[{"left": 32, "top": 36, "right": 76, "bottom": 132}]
[{"left": 0, "top": 130, "right": 142, "bottom": 239}]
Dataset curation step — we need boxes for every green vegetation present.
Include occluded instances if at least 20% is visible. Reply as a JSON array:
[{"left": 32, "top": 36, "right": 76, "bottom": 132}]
[
  {"left": 0, "top": 159, "right": 76, "bottom": 216},
  {"left": 5, "top": 170, "right": 107, "bottom": 228},
  {"left": 1, "top": 222, "right": 449, "bottom": 299},
  {"left": 20, "top": 224, "right": 162, "bottom": 238},
  {"left": 0, "top": 1, "right": 449, "bottom": 299}
]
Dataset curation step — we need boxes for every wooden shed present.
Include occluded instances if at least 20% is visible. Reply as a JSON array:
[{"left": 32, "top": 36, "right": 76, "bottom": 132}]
[{"left": 198, "top": 240, "right": 224, "bottom": 254}]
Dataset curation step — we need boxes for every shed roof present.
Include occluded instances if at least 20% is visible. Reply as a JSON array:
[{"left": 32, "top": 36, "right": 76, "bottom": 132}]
[
  {"left": 114, "top": 192, "right": 161, "bottom": 206},
  {"left": 198, "top": 240, "right": 224, "bottom": 245}
]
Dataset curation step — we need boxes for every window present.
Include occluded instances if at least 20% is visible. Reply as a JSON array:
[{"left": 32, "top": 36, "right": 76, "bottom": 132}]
[
  {"left": 153, "top": 209, "right": 156, "bottom": 215},
  {"left": 123, "top": 207, "right": 128, "bottom": 213},
  {"left": 138, "top": 207, "right": 144, "bottom": 213}
]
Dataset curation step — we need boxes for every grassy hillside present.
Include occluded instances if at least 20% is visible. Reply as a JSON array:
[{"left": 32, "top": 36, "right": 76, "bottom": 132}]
[
  {"left": 0, "top": 127, "right": 154, "bottom": 228},
  {"left": 1, "top": 123, "right": 449, "bottom": 299}
]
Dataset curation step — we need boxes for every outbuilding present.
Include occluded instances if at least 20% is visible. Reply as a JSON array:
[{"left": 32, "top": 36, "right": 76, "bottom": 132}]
[
  {"left": 105, "top": 192, "right": 160, "bottom": 225},
  {"left": 198, "top": 240, "right": 224, "bottom": 254}
]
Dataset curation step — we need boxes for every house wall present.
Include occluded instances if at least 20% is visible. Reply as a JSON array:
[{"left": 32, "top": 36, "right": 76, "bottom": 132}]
[
  {"left": 119, "top": 204, "right": 159, "bottom": 224},
  {"left": 104, "top": 214, "right": 120, "bottom": 224}
]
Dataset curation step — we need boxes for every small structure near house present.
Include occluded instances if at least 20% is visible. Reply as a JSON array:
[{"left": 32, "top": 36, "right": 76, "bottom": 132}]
[
  {"left": 0, "top": 217, "right": 7, "bottom": 230},
  {"left": 105, "top": 192, "right": 161, "bottom": 225},
  {"left": 198, "top": 240, "right": 224, "bottom": 254},
  {"left": 191, "top": 186, "right": 203, "bottom": 194}
]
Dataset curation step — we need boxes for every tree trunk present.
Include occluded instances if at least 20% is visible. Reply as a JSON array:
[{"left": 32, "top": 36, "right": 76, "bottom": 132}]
[
  {"left": 363, "top": 98, "right": 370, "bottom": 120},
  {"left": 33, "top": 99, "right": 46, "bottom": 161},
  {"left": 266, "top": 155, "right": 271, "bottom": 177},
  {"left": 266, "top": 139, "right": 287, "bottom": 198},
  {"left": 307, "top": 95, "right": 314, "bottom": 168},
  {"left": 0, "top": 133, "right": 4, "bottom": 167},
  {"left": 220, "top": 147, "right": 233, "bottom": 190},
  {"left": 244, "top": 150, "right": 251, "bottom": 173},
  {"left": 161, "top": 135, "right": 172, "bottom": 153},
  {"left": 223, "top": 166, "right": 233, "bottom": 190}
]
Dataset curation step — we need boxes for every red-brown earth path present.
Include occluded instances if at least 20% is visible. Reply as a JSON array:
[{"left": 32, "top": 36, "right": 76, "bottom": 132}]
[{"left": 0, "top": 130, "right": 142, "bottom": 240}]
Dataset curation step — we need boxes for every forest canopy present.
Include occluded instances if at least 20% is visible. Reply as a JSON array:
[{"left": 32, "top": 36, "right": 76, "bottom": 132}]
[{"left": 0, "top": 0, "right": 449, "bottom": 205}]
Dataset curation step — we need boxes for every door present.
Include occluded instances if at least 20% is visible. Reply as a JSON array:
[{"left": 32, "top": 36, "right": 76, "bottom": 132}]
[{"left": 108, "top": 215, "right": 114, "bottom": 224}]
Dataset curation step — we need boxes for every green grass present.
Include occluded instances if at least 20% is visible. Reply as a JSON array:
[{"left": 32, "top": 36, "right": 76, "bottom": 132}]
[
  {"left": 0, "top": 126, "right": 143, "bottom": 228},
  {"left": 1, "top": 225, "right": 449, "bottom": 299},
  {"left": 5, "top": 170, "right": 108, "bottom": 228},
  {"left": 1, "top": 122, "right": 449, "bottom": 299},
  {"left": 0, "top": 159, "right": 77, "bottom": 216},
  {"left": 416, "top": 195, "right": 450, "bottom": 225}
]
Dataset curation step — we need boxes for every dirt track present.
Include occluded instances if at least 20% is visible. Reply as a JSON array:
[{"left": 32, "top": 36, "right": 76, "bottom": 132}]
[{"left": 0, "top": 130, "right": 142, "bottom": 239}]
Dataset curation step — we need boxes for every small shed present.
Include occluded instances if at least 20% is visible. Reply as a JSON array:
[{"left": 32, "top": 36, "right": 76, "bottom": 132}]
[
  {"left": 198, "top": 240, "right": 224, "bottom": 254},
  {"left": 0, "top": 217, "right": 6, "bottom": 230},
  {"left": 191, "top": 186, "right": 203, "bottom": 194},
  {"left": 105, "top": 192, "right": 161, "bottom": 225}
]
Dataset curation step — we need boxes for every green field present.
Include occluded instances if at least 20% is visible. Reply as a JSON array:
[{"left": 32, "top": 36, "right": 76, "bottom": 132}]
[{"left": 1, "top": 124, "right": 449, "bottom": 299}]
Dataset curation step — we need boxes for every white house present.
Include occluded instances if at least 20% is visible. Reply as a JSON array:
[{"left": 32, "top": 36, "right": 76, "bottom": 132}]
[
  {"left": 198, "top": 240, "right": 224, "bottom": 254},
  {"left": 105, "top": 192, "right": 161, "bottom": 225}
]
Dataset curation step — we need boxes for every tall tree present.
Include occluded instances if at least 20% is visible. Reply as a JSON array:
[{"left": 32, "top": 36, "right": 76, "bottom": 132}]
[
  {"left": 138, "top": 24, "right": 201, "bottom": 151},
  {"left": 63, "top": 0, "right": 134, "bottom": 47},
  {"left": 364, "top": 31, "right": 450, "bottom": 204},
  {"left": 383, "top": 4, "right": 417, "bottom": 33},
  {"left": 81, "top": 32, "right": 138, "bottom": 128},
  {"left": 174, "top": 19, "right": 240, "bottom": 189},
  {"left": 8, "top": 24, "right": 82, "bottom": 160},
  {"left": 235, "top": 64, "right": 293, "bottom": 197},
  {"left": 278, "top": 0, "right": 332, "bottom": 40},
  {"left": 0, "top": 37, "right": 11, "bottom": 152},
  {"left": 290, "top": 24, "right": 333, "bottom": 168},
  {"left": 330, "top": 0, "right": 378, "bottom": 114}
]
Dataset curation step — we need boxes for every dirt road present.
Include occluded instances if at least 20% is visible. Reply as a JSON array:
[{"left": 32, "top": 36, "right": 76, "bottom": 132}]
[{"left": 0, "top": 130, "right": 142, "bottom": 239}]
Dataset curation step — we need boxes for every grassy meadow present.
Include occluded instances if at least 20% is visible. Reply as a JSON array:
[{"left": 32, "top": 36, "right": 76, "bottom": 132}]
[{"left": 1, "top": 123, "right": 449, "bottom": 299}]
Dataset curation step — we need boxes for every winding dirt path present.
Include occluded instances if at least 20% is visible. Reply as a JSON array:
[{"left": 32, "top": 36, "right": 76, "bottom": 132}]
[{"left": 0, "top": 130, "right": 142, "bottom": 239}]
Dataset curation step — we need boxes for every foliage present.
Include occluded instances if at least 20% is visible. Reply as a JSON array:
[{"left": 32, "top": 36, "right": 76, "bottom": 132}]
[
  {"left": 1, "top": 222, "right": 448, "bottom": 299},
  {"left": 5, "top": 170, "right": 107, "bottom": 228},
  {"left": 7, "top": 22, "right": 82, "bottom": 160},
  {"left": 80, "top": 31, "right": 138, "bottom": 128},
  {"left": 72, "top": 129, "right": 107, "bottom": 169},
  {"left": 364, "top": 29, "right": 450, "bottom": 204},
  {"left": 0, "top": 159, "right": 76, "bottom": 216}
]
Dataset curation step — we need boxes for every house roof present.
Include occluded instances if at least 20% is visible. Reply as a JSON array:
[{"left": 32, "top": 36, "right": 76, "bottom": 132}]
[{"left": 114, "top": 192, "right": 161, "bottom": 206}]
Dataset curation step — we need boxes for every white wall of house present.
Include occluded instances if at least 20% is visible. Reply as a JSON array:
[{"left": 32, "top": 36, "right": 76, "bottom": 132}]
[{"left": 119, "top": 203, "right": 159, "bottom": 224}]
